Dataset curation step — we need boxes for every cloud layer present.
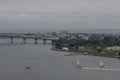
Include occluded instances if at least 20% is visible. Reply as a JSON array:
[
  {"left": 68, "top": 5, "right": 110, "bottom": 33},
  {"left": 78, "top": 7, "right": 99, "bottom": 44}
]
[{"left": 0, "top": 0, "right": 120, "bottom": 29}]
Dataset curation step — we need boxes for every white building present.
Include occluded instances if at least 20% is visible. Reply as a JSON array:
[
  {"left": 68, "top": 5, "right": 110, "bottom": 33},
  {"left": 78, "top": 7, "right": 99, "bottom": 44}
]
[
  {"left": 105, "top": 46, "right": 120, "bottom": 51},
  {"left": 62, "top": 47, "right": 69, "bottom": 51}
]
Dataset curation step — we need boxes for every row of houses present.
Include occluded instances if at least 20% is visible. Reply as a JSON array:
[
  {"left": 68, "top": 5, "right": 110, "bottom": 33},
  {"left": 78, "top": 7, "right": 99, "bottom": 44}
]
[{"left": 62, "top": 46, "right": 120, "bottom": 55}]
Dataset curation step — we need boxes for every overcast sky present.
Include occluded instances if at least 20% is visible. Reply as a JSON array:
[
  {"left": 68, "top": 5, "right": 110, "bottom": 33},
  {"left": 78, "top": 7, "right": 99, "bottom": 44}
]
[{"left": 0, "top": 0, "right": 120, "bottom": 30}]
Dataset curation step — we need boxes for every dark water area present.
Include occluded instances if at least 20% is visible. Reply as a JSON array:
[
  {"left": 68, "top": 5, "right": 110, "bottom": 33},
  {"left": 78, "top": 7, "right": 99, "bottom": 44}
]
[{"left": 0, "top": 39, "right": 120, "bottom": 80}]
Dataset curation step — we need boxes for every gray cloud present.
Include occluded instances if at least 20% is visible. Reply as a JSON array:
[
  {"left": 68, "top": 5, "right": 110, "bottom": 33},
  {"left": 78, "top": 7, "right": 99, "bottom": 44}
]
[{"left": 0, "top": 0, "right": 120, "bottom": 29}]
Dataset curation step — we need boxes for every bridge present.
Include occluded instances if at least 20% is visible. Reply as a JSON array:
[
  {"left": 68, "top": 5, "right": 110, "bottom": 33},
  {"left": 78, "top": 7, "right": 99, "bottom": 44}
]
[{"left": 0, "top": 33, "right": 59, "bottom": 44}]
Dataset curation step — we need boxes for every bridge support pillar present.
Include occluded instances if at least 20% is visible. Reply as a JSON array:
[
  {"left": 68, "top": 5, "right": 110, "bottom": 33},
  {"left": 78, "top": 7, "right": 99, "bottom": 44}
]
[
  {"left": 10, "top": 37, "right": 13, "bottom": 44},
  {"left": 43, "top": 39, "right": 46, "bottom": 44},
  {"left": 23, "top": 37, "right": 27, "bottom": 44},
  {"left": 34, "top": 38, "right": 38, "bottom": 44}
]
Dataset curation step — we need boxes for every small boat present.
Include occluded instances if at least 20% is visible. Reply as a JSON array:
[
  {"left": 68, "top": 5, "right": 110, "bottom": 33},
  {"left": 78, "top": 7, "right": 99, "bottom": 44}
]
[
  {"left": 26, "top": 65, "right": 31, "bottom": 70},
  {"left": 99, "top": 61, "right": 105, "bottom": 68}
]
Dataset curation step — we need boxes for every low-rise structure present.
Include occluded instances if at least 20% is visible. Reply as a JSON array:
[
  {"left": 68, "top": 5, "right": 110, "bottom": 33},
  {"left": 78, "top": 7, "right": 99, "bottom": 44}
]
[
  {"left": 62, "top": 47, "right": 69, "bottom": 51},
  {"left": 105, "top": 46, "right": 120, "bottom": 51}
]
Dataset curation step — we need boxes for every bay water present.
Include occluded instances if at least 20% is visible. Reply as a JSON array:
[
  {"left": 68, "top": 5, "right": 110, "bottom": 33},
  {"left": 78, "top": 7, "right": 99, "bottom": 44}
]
[{"left": 0, "top": 39, "right": 120, "bottom": 80}]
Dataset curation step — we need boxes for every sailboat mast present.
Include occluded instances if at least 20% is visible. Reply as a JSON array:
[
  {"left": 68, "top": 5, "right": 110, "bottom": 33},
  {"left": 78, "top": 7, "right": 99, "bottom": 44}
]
[{"left": 77, "top": 58, "right": 80, "bottom": 65}]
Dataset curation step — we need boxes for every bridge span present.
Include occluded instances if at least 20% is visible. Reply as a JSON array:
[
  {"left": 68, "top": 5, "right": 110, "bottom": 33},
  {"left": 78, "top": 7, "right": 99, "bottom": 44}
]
[{"left": 0, "top": 34, "right": 59, "bottom": 44}]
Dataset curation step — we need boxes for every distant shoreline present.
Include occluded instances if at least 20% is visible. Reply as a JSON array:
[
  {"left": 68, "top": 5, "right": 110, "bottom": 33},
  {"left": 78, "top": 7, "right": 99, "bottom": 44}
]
[
  {"left": 51, "top": 48, "right": 120, "bottom": 59},
  {"left": 0, "top": 28, "right": 120, "bottom": 34}
]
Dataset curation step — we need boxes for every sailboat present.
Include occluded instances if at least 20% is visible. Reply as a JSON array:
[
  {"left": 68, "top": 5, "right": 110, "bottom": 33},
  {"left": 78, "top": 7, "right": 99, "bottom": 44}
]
[
  {"left": 76, "top": 58, "right": 82, "bottom": 69},
  {"left": 99, "top": 60, "right": 105, "bottom": 68},
  {"left": 74, "top": 59, "right": 120, "bottom": 71}
]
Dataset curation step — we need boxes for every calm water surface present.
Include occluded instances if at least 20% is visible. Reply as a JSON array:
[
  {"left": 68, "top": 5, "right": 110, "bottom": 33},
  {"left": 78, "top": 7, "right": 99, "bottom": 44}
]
[{"left": 0, "top": 39, "right": 120, "bottom": 80}]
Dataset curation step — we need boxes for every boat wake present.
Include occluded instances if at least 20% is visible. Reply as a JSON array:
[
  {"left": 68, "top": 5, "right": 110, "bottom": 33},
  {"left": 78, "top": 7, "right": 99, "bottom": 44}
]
[
  {"left": 81, "top": 67, "right": 120, "bottom": 71},
  {"left": 75, "top": 58, "right": 120, "bottom": 71}
]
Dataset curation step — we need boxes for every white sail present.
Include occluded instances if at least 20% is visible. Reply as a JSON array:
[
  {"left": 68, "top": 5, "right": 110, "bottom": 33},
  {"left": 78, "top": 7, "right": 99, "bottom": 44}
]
[
  {"left": 99, "top": 60, "right": 105, "bottom": 68},
  {"left": 76, "top": 58, "right": 82, "bottom": 69},
  {"left": 77, "top": 58, "right": 80, "bottom": 66}
]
